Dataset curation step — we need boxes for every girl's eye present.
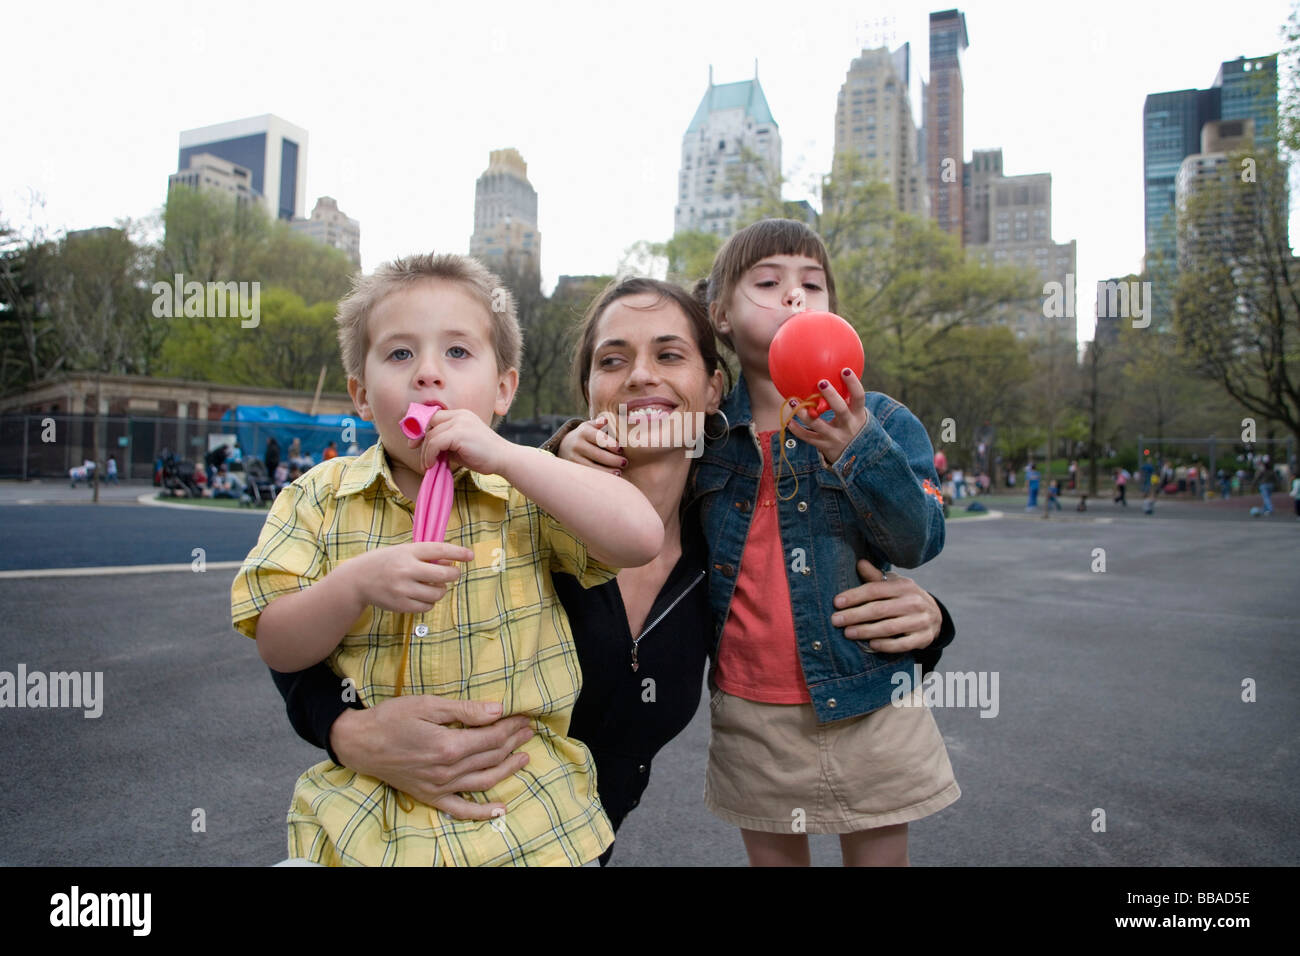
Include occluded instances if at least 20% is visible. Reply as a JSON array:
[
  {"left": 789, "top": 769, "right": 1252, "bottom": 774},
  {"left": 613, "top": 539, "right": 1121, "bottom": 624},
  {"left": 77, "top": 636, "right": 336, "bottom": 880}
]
[
  {"left": 597, "top": 354, "right": 625, "bottom": 368},
  {"left": 804, "top": 282, "right": 824, "bottom": 291},
  {"left": 659, "top": 351, "right": 684, "bottom": 362},
  {"left": 389, "top": 348, "right": 413, "bottom": 361},
  {"left": 447, "top": 345, "right": 469, "bottom": 359}
]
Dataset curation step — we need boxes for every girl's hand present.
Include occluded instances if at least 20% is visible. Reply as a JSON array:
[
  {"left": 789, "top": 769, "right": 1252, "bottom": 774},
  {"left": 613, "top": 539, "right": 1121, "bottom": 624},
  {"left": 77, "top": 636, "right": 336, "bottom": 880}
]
[
  {"left": 787, "top": 368, "right": 868, "bottom": 466},
  {"left": 556, "top": 414, "right": 626, "bottom": 474},
  {"left": 830, "top": 559, "right": 942, "bottom": 652},
  {"left": 412, "top": 408, "right": 515, "bottom": 476}
]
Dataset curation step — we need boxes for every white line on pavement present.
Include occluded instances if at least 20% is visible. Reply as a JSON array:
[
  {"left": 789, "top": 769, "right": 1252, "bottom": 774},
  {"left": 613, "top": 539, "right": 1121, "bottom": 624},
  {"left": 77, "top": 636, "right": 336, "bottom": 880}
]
[{"left": 0, "top": 561, "right": 244, "bottom": 580}]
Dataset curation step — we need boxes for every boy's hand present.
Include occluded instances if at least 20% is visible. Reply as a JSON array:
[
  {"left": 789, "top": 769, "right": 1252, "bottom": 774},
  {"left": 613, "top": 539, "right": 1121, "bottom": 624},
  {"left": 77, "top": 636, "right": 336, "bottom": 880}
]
[
  {"left": 556, "top": 414, "right": 626, "bottom": 474},
  {"left": 412, "top": 408, "right": 515, "bottom": 476},
  {"left": 788, "top": 367, "right": 869, "bottom": 466},
  {"left": 345, "top": 542, "right": 474, "bottom": 613}
]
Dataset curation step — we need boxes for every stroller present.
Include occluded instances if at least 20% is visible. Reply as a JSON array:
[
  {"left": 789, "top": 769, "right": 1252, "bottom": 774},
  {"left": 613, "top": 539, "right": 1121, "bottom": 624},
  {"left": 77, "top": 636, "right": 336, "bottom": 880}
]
[
  {"left": 160, "top": 452, "right": 202, "bottom": 498},
  {"left": 240, "top": 457, "right": 278, "bottom": 507}
]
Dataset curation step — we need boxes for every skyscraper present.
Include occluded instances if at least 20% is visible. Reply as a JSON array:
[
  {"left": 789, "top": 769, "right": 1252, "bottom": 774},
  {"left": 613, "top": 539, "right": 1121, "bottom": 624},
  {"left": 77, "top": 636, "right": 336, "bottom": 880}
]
[
  {"left": 674, "top": 67, "right": 781, "bottom": 236},
  {"left": 1143, "top": 55, "right": 1277, "bottom": 267},
  {"left": 1143, "top": 54, "right": 1278, "bottom": 325},
  {"left": 964, "top": 148, "right": 1077, "bottom": 344},
  {"left": 290, "top": 196, "right": 361, "bottom": 268},
  {"left": 468, "top": 148, "right": 540, "bottom": 276},
  {"left": 176, "top": 114, "right": 309, "bottom": 220},
  {"left": 924, "top": 9, "right": 969, "bottom": 242},
  {"left": 833, "top": 43, "right": 928, "bottom": 216}
]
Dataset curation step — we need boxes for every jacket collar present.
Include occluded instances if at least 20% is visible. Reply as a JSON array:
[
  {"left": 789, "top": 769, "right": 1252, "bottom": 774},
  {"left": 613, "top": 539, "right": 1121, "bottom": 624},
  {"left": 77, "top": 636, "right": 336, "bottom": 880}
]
[
  {"left": 719, "top": 375, "right": 755, "bottom": 430},
  {"left": 333, "top": 439, "right": 509, "bottom": 503}
]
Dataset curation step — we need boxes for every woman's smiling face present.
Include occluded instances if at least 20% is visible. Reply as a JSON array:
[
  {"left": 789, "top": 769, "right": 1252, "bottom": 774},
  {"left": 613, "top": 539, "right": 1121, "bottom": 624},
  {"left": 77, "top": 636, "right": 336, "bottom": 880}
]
[{"left": 586, "top": 292, "right": 724, "bottom": 458}]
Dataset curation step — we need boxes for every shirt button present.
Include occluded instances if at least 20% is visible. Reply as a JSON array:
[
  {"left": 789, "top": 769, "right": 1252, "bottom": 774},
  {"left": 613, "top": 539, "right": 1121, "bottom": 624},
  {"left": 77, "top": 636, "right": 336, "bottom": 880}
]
[
  {"left": 716, "top": 563, "right": 735, "bottom": 577},
  {"left": 414, "top": 624, "right": 429, "bottom": 637},
  {"left": 801, "top": 567, "right": 811, "bottom": 576},
  {"left": 797, "top": 501, "right": 808, "bottom": 512},
  {"left": 638, "top": 765, "right": 647, "bottom": 774},
  {"left": 812, "top": 641, "right": 822, "bottom": 650},
  {"left": 827, "top": 698, "right": 837, "bottom": 709},
  {"left": 785, "top": 438, "right": 797, "bottom": 450}
]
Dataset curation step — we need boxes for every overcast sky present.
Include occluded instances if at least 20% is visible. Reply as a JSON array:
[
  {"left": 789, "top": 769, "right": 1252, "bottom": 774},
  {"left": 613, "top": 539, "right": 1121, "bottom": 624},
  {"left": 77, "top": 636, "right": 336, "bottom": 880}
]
[{"left": 5, "top": 0, "right": 1295, "bottom": 345}]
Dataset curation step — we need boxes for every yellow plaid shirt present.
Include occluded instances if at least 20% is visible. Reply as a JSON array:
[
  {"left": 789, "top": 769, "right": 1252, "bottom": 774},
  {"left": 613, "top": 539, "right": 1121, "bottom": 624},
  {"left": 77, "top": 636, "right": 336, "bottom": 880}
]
[{"left": 230, "top": 439, "right": 618, "bottom": 866}]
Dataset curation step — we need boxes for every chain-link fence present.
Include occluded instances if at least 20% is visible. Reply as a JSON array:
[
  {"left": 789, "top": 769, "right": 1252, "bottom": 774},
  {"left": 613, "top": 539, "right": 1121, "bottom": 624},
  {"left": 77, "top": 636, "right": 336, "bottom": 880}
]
[{"left": 0, "top": 412, "right": 577, "bottom": 481}]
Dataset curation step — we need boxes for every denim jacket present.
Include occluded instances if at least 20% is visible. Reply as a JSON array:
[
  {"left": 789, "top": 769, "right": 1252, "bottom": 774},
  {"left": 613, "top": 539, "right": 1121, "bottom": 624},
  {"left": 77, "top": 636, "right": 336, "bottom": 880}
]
[{"left": 685, "top": 376, "right": 945, "bottom": 723}]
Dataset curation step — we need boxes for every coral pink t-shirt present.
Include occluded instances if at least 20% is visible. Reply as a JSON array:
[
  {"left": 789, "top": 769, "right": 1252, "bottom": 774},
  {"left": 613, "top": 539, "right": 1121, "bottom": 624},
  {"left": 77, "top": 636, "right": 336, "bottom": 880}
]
[{"left": 714, "top": 430, "right": 811, "bottom": 704}]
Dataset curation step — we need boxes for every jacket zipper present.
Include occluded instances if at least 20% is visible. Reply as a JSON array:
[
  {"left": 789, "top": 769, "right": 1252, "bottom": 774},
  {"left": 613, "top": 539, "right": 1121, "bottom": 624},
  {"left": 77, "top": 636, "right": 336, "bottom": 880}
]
[{"left": 631, "top": 569, "right": 706, "bottom": 671}]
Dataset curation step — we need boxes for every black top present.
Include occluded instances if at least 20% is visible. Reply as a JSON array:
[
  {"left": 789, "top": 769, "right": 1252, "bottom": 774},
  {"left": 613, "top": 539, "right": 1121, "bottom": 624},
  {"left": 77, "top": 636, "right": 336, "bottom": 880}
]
[{"left": 269, "top": 505, "right": 955, "bottom": 865}]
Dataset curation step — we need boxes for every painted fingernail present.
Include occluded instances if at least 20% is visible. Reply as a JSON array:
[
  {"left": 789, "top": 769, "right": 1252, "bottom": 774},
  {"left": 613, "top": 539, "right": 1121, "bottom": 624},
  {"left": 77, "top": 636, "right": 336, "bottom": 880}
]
[
  {"left": 842, "top": 368, "right": 852, "bottom": 377},
  {"left": 620, "top": 458, "right": 628, "bottom": 467},
  {"left": 818, "top": 379, "right": 830, "bottom": 390},
  {"left": 789, "top": 398, "right": 798, "bottom": 407}
]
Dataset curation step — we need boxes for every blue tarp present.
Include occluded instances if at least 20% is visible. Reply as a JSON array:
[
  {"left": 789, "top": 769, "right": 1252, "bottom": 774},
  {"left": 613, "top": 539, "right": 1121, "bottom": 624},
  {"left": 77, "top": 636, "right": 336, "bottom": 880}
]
[{"left": 220, "top": 405, "right": 378, "bottom": 464}]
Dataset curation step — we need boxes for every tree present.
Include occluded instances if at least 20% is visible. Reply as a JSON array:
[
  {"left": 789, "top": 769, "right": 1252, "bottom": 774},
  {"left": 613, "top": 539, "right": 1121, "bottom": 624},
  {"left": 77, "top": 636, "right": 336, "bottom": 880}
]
[
  {"left": 0, "top": 210, "right": 63, "bottom": 394},
  {"left": 45, "top": 223, "right": 155, "bottom": 501},
  {"left": 1173, "top": 146, "right": 1299, "bottom": 457}
]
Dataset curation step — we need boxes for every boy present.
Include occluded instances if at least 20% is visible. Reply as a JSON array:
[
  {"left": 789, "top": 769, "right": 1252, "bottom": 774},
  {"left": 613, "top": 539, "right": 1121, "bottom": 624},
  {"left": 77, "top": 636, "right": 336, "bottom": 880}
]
[{"left": 231, "top": 253, "right": 663, "bottom": 866}]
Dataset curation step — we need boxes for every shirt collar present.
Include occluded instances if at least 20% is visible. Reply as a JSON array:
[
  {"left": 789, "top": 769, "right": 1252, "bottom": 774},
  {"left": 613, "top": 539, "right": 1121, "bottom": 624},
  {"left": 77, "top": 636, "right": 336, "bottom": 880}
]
[{"left": 333, "top": 438, "right": 510, "bottom": 503}]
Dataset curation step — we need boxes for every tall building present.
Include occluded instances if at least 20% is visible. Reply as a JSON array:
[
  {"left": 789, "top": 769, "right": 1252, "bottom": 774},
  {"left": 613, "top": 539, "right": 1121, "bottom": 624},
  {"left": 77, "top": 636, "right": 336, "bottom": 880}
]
[
  {"left": 833, "top": 43, "right": 928, "bottom": 216},
  {"left": 964, "top": 148, "right": 1077, "bottom": 344},
  {"left": 468, "top": 148, "right": 541, "bottom": 275},
  {"left": 1143, "top": 55, "right": 1277, "bottom": 271},
  {"left": 177, "top": 114, "right": 309, "bottom": 220},
  {"left": 1175, "top": 118, "right": 1261, "bottom": 269},
  {"left": 924, "top": 9, "right": 969, "bottom": 242},
  {"left": 290, "top": 196, "right": 361, "bottom": 268},
  {"left": 674, "top": 67, "right": 781, "bottom": 236},
  {"left": 167, "top": 153, "right": 259, "bottom": 207}
]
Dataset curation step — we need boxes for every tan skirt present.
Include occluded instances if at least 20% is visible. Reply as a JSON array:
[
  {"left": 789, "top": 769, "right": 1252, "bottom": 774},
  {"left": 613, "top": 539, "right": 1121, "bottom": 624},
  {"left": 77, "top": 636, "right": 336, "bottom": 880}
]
[{"left": 703, "top": 686, "right": 960, "bottom": 834}]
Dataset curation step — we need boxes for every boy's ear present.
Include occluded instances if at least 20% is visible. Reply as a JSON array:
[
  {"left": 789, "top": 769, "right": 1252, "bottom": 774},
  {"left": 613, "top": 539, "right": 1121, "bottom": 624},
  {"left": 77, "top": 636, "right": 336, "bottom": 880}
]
[
  {"left": 494, "top": 367, "right": 520, "bottom": 418},
  {"left": 347, "top": 376, "right": 375, "bottom": 422}
]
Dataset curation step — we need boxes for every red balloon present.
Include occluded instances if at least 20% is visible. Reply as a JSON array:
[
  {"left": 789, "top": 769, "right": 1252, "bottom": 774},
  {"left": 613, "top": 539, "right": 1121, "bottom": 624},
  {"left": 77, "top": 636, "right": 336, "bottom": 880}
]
[{"left": 768, "top": 311, "right": 865, "bottom": 415}]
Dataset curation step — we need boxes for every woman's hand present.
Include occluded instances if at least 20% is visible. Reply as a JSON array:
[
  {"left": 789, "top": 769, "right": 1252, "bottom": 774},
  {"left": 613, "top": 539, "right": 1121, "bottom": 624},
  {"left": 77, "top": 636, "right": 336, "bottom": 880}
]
[
  {"left": 787, "top": 368, "right": 869, "bottom": 466},
  {"left": 556, "top": 414, "right": 626, "bottom": 474},
  {"left": 830, "top": 559, "right": 942, "bottom": 652},
  {"left": 329, "top": 694, "right": 535, "bottom": 819}
]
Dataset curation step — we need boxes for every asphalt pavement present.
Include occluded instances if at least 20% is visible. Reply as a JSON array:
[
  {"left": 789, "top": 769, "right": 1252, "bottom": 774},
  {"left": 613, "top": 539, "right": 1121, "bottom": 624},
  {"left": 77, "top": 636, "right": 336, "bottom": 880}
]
[{"left": 0, "top": 485, "right": 1295, "bottom": 866}]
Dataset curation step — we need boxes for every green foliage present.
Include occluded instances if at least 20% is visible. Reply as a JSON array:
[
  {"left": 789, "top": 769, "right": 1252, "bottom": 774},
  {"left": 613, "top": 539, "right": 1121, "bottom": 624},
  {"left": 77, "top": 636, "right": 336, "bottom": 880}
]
[{"left": 156, "top": 286, "right": 344, "bottom": 392}]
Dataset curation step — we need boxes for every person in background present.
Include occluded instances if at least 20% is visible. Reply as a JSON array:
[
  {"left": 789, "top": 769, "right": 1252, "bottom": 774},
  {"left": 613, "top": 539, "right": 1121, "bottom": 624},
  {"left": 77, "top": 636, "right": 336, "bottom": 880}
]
[
  {"left": 1047, "top": 478, "right": 1062, "bottom": 511},
  {"left": 212, "top": 465, "right": 240, "bottom": 499},
  {"left": 1257, "top": 459, "right": 1276, "bottom": 516},
  {"left": 1068, "top": 459, "right": 1078, "bottom": 491},
  {"left": 1290, "top": 471, "right": 1300, "bottom": 519},
  {"left": 105, "top": 455, "right": 119, "bottom": 485},
  {"left": 1113, "top": 468, "right": 1128, "bottom": 507},
  {"left": 265, "top": 436, "right": 281, "bottom": 478},
  {"left": 951, "top": 466, "right": 965, "bottom": 500},
  {"left": 1025, "top": 461, "right": 1040, "bottom": 510},
  {"left": 322, "top": 441, "right": 339, "bottom": 461},
  {"left": 228, "top": 441, "right": 244, "bottom": 464}
]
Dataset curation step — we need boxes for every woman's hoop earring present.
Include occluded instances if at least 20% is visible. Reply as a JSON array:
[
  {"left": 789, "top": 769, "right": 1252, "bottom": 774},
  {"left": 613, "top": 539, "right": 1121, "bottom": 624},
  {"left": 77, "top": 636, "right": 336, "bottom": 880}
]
[{"left": 703, "top": 410, "right": 730, "bottom": 441}]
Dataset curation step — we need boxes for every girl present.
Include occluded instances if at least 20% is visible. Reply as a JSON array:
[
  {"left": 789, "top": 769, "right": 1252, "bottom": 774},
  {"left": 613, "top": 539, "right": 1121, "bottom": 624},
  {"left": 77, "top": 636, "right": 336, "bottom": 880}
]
[{"left": 691, "top": 218, "right": 957, "bottom": 866}]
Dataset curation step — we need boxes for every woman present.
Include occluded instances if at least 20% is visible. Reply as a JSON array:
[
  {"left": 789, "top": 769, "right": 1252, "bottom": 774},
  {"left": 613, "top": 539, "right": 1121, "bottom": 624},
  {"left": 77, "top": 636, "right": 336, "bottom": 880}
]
[{"left": 271, "top": 278, "right": 956, "bottom": 865}]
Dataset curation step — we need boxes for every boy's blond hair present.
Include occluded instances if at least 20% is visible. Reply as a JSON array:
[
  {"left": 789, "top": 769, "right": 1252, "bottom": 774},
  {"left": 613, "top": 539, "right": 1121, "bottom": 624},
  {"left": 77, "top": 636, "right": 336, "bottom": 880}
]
[{"left": 335, "top": 252, "right": 523, "bottom": 385}]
